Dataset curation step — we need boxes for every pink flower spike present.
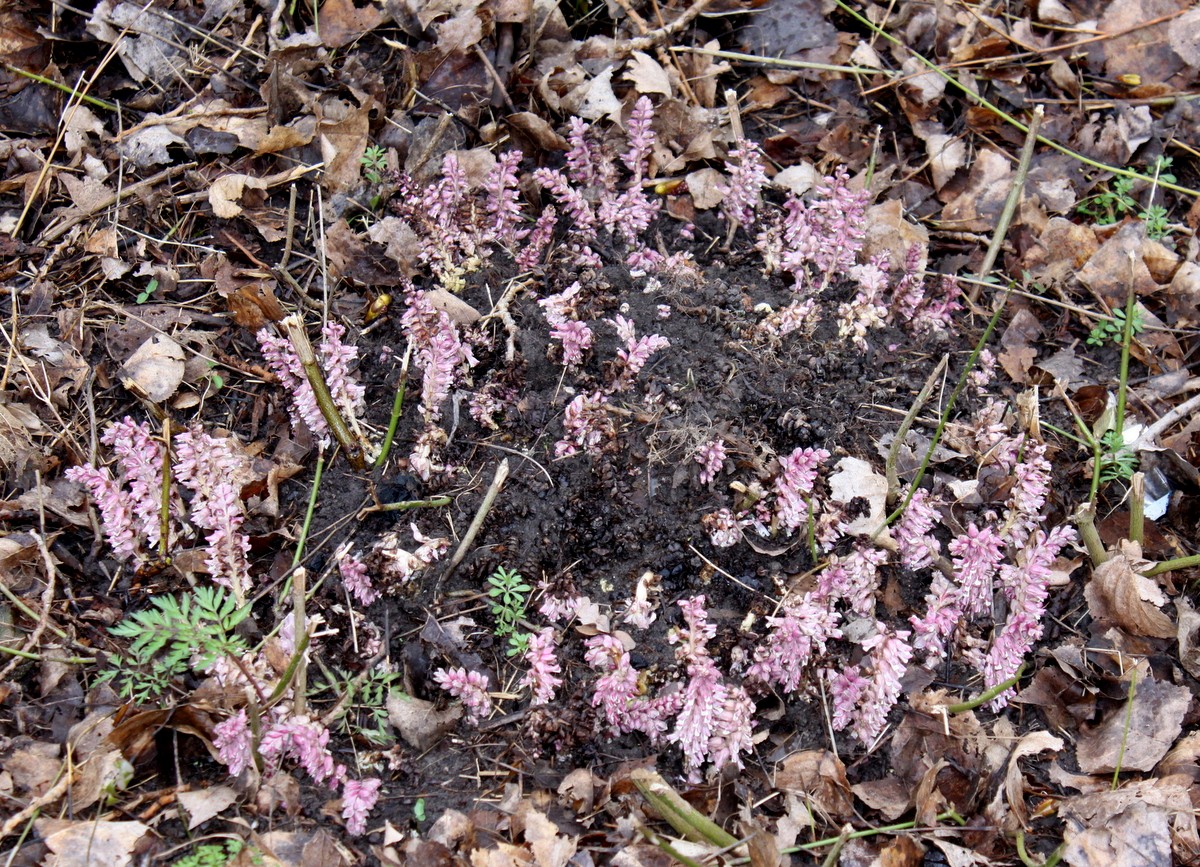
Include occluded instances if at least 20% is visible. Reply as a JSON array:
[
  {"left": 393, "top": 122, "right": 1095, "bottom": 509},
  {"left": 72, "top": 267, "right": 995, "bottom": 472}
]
[
  {"left": 694, "top": 439, "right": 727, "bottom": 485},
  {"left": 520, "top": 628, "right": 562, "bottom": 706},
  {"left": 339, "top": 554, "right": 378, "bottom": 605},
  {"left": 213, "top": 709, "right": 254, "bottom": 778},
  {"left": 433, "top": 667, "right": 493, "bottom": 724},
  {"left": 342, "top": 778, "right": 383, "bottom": 836}
]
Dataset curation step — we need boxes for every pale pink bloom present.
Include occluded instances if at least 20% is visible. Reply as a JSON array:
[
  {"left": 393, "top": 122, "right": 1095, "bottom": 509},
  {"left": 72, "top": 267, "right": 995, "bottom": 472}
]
[
  {"left": 693, "top": 439, "right": 727, "bottom": 485},
  {"left": 433, "top": 667, "right": 492, "bottom": 724},
  {"left": 555, "top": 391, "right": 613, "bottom": 458},
  {"left": 720, "top": 140, "right": 768, "bottom": 230},
  {"left": 702, "top": 508, "right": 743, "bottom": 548},
  {"left": 259, "top": 716, "right": 346, "bottom": 788},
  {"left": 339, "top": 555, "right": 378, "bottom": 605},
  {"left": 747, "top": 593, "right": 842, "bottom": 692},
  {"left": 851, "top": 626, "right": 912, "bottom": 746},
  {"left": 774, "top": 447, "right": 829, "bottom": 533},
  {"left": 520, "top": 628, "right": 562, "bottom": 706},
  {"left": 65, "top": 464, "right": 138, "bottom": 561},
  {"left": 213, "top": 709, "right": 254, "bottom": 777},
  {"left": 893, "top": 488, "right": 941, "bottom": 571},
  {"left": 341, "top": 777, "right": 382, "bottom": 836},
  {"left": 537, "top": 580, "right": 582, "bottom": 623},
  {"left": 948, "top": 523, "right": 1005, "bottom": 618}
]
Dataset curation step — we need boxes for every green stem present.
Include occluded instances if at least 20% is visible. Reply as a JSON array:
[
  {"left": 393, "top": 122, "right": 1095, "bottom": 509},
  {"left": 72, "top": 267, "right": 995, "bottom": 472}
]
[
  {"left": 1143, "top": 553, "right": 1200, "bottom": 577},
  {"left": 832, "top": 0, "right": 1200, "bottom": 200},
  {"left": 1112, "top": 668, "right": 1137, "bottom": 789},
  {"left": 375, "top": 348, "right": 410, "bottom": 469},
  {"left": 292, "top": 452, "right": 325, "bottom": 569},
  {"left": 0, "top": 581, "right": 69, "bottom": 641},
  {"left": 364, "top": 496, "right": 452, "bottom": 513},
  {"left": 879, "top": 293, "right": 1008, "bottom": 531},
  {"left": 947, "top": 664, "right": 1026, "bottom": 713},
  {"left": 1128, "top": 472, "right": 1145, "bottom": 546},
  {"left": 778, "top": 810, "right": 964, "bottom": 855},
  {"left": 0, "top": 644, "right": 94, "bottom": 664},
  {"left": 1113, "top": 281, "right": 1135, "bottom": 448},
  {"left": 3, "top": 63, "right": 119, "bottom": 112},
  {"left": 1072, "top": 502, "right": 1108, "bottom": 567}
]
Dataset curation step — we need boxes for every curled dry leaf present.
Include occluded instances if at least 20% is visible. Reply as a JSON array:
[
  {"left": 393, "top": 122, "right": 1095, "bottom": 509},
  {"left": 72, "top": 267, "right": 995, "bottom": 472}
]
[
  {"left": 827, "top": 457, "right": 887, "bottom": 535},
  {"left": 387, "top": 691, "right": 462, "bottom": 751},
  {"left": 120, "top": 334, "right": 185, "bottom": 402},
  {"left": 773, "top": 750, "right": 854, "bottom": 822},
  {"left": 1003, "top": 730, "right": 1064, "bottom": 827},
  {"left": 209, "top": 174, "right": 268, "bottom": 219},
  {"left": 36, "top": 818, "right": 150, "bottom": 867},
  {"left": 1075, "top": 672, "right": 1191, "bottom": 774},
  {"left": 1084, "top": 542, "right": 1175, "bottom": 640},
  {"left": 1059, "top": 776, "right": 1199, "bottom": 865}
]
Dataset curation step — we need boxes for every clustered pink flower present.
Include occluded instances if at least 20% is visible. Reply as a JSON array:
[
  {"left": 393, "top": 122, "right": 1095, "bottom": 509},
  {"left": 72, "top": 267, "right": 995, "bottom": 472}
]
[
  {"left": 774, "top": 447, "right": 829, "bottom": 533},
  {"left": 532, "top": 97, "right": 663, "bottom": 268},
  {"left": 401, "top": 288, "right": 478, "bottom": 424},
  {"left": 537, "top": 580, "right": 582, "bottom": 622},
  {"left": 372, "top": 523, "right": 448, "bottom": 584},
  {"left": 981, "top": 525, "right": 1076, "bottom": 707},
  {"left": 213, "top": 709, "right": 254, "bottom": 777},
  {"left": 257, "top": 321, "right": 365, "bottom": 443},
  {"left": 702, "top": 507, "right": 744, "bottom": 548},
  {"left": 1001, "top": 437, "right": 1052, "bottom": 544},
  {"left": 516, "top": 205, "right": 558, "bottom": 271},
  {"left": 520, "top": 628, "right": 562, "bottom": 706},
  {"left": 693, "top": 438, "right": 727, "bottom": 484},
  {"left": 585, "top": 633, "right": 682, "bottom": 742},
  {"left": 485, "top": 150, "right": 528, "bottom": 249},
  {"left": 668, "top": 596, "right": 755, "bottom": 779},
  {"left": 831, "top": 625, "right": 913, "bottom": 747},
  {"left": 611, "top": 315, "right": 670, "bottom": 382},
  {"left": 65, "top": 463, "right": 139, "bottom": 561},
  {"left": 893, "top": 488, "right": 941, "bottom": 571},
  {"left": 817, "top": 544, "right": 887, "bottom": 617},
  {"left": 948, "top": 523, "right": 1005, "bottom": 618},
  {"left": 747, "top": 593, "right": 842, "bottom": 692},
  {"left": 66, "top": 417, "right": 179, "bottom": 563},
  {"left": 259, "top": 716, "right": 347, "bottom": 788},
  {"left": 338, "top": 554, "right": 378, "bottom": 605},
  {"left": 555, "top": 391, "right": 614, "bottom": 458},
  {"left": 341, "top": 777, "right": 383, "bottom": 836},
  {"left": 433, "top": 667, "right": 493, "bottom": 724},
  {"left": 101, "top": 417, "right": 175, "bottom": 548},
  {"left": 720, "top": 140, "right": 768, "bottom": 231},
  {"left": 174, "top": 429, "right": 253, "bottom": 596}
]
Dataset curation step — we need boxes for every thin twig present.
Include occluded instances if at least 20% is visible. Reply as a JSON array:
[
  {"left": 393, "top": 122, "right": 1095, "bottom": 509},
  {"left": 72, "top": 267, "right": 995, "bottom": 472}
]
[{"left": 444, "top": 459, "right": 510, "bottom": 578}]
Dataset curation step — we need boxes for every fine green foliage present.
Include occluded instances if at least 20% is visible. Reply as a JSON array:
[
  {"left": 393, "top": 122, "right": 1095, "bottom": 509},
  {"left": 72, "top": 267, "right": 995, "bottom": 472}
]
[
  {"left": 1097, "top": 429, "right": 1138, "bottom": 483},
  {"left": 487, "top": 566, "right": 531, "bottom": 656},
  {"left": 336, "top": 666, "right": 401, "bottom": 746},
  {"left": 361, "top": 144, "right": 388, "bottom": 185},
  {"left": 1087, "top": 305, "right": 1144, "bottom": 347},
  {"left": 1076, "top": 156, "right": 1175, "bottom": 240},
  {"left": 171, "top": 840, "right": 247, "bottom": 867},
  {"left": 98, "top": 586, "right": 251, "bottom": 703}
]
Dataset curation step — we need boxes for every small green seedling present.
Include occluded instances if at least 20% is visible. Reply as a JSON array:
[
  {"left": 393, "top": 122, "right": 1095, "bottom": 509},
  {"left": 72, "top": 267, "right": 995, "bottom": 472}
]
[
  {"left": 361, "top": 144, "right": 388, "bottom": 185},
  {"left": 136, "top": 277, "right": 160, "bottom": 304},
  {"left": 171, "top": 839, "right": 245, "bottom": 867},
  {"left": 487, "top": 566, "right": 531, "bottom": 656},
  {"left": 1087, "top": 306, "right": 1143, "bottom": 347},
  {"left": 1077, "top": 156, "right": 1175, "bottom": 241}
]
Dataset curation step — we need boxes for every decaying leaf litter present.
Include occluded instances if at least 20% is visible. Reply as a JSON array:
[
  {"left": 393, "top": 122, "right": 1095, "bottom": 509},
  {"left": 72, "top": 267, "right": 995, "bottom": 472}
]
[{"left": 1, "top": 0, "right": 1199, "bottom": 864}]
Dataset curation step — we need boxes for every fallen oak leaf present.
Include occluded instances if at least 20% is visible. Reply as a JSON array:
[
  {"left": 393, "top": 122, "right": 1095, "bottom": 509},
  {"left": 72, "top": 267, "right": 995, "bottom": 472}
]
[
  {"left": 1084, "top": 541, "right": 1175, "bottom": 639},
  {"left": 209, "top": 173, "right": 268, "bottom": 218}
]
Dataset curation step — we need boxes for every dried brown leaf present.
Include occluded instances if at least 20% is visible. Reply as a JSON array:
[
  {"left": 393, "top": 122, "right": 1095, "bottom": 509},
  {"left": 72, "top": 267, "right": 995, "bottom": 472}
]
[
  {"left": 773, "top": 750, "right": 854, "bottom": 822},
  {"left": 387, "top": 691, "right": 462, "bottom": 750},
  {"left": 1059, "top": 776, "right": 1199, "bottom": 865},
  {"left": 36, "top": 819, "right": 150, "bottom": 867},
  {"left": 1004, "top": 731, "right": 1064, "bottom": 826},
  {"left": 120, "top": 334, "right": 185, "bottom": 402},
  {"left": 1076, "top": 673, "right": 1190, "bottom": 773},
  {"left": 1084, "top": 543, "right": 1175, "bottom": 639},
  {"left": 317, "top": 0, "right": 387, "bottom": 49},
  {"left": 209, "top": 174, "right": 268, "bottom": 219},
  {"left": 624, "top": 51, "right": 672, "bottom": 96}
]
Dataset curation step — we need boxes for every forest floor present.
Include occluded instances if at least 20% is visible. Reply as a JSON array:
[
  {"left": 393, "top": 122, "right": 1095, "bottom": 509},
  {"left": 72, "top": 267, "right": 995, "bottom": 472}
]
[{"left": 1, "top": 0, "right": 1200, "bottom": 865}]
